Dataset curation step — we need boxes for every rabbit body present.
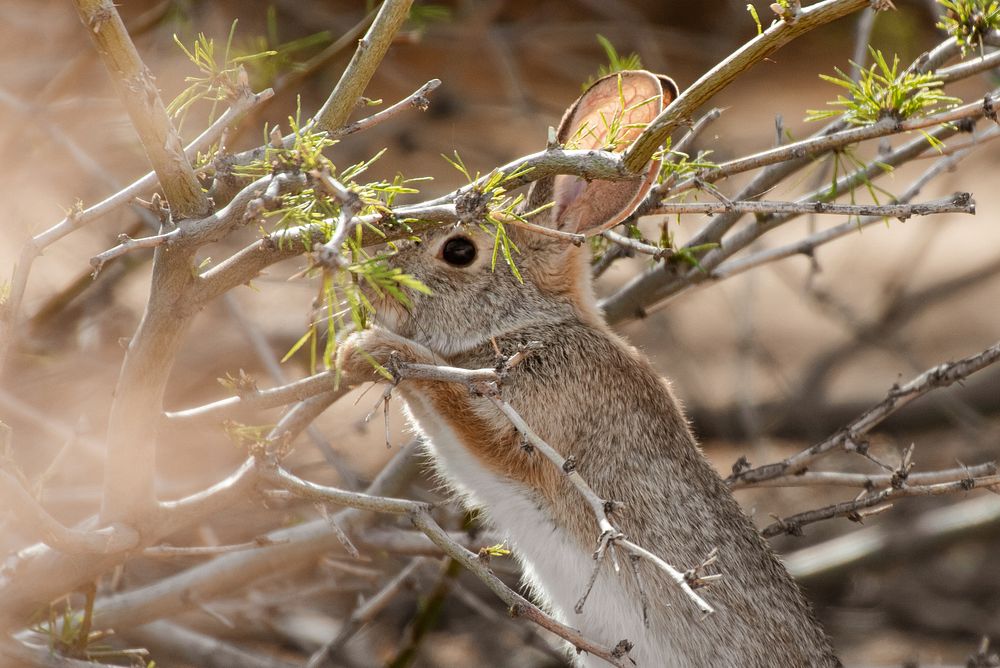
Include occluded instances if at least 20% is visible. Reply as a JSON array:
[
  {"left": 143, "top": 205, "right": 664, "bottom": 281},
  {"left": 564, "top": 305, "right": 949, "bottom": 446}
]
[{"left": 339, "top": 71, "right": 839, "bottom": 667}]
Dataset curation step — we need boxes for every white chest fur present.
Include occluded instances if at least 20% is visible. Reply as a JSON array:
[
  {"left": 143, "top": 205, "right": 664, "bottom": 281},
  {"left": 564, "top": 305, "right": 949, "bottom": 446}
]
[{"left": 399, "top": 394, "right": 680, "bottom": 667}]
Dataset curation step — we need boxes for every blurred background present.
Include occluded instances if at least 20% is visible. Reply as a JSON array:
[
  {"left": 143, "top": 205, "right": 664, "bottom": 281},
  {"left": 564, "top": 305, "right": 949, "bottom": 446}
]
[{"left": 2, "top": 0, "right": 999, "bottom": 666}]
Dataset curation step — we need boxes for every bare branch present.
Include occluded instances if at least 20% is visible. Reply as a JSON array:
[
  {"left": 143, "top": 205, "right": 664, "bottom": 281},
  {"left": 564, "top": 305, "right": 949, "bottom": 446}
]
[
  {"left": 142, "top": 536, "right": 287, "bottom": 558},
  {"left": 89, "top": 229, "right": 180, "bottom": 276},
  {"left": 0, "top": 470, "right": 138, "bottom": 554},
  {"left": 937, "top": 47, "right": 1000, "bottom": 84},
  {"left": 312, "top": 170, "right": 365, "bottom": 269},
  {"left": 707, "top": 148, "right": 973, "bottom": 280},
  {"left": 730, "top": 340, "right": 1000, "bottom": 486},
  {"left": 601, "top": 117, "right": 969, "bottom": 323},
  {"left": 650, "top": 193, "right": 974, "bottom": 218},
  {"left": 331, "top": 78, "right": 442, "bottom": 138},
  {"left": 0, "top": 87, "right": 271, "bottom": 373},
  {"left": 741, "top": 462, "right": 997, "bottom": 489},
  {"left": 311, "top": 0, "right": 415, "bottom": 132},
  {"left": 166, "top": 371, "right": 352, "bottom": 421},
  {"left": 785, "top": 494, "right": 1000, "bottom": 581},
  {"left": 602, "top": 229, "right": 672, "bottom": 260},
  {"left": 71, "top": 0, "right": 208, "bottom": 218},
  {"left": 409, "top": 509, "right": 632, "bottom": 668},
  {"left": 671, "top": 94, "right": 999, "bottom": 193},
  {"left": 623, "top": 0, "right": 873, "bottom": 172},
  {"left": 88, "top": 442, "right": 421, "bottom": 631},
  {"left": 126, "top": 620, "right": 299, "bottom": 668},
  {"left": 306, "top": 559, "right": 423, "bottom": 667},
  {"left": 260, "top": 460, "right": 426, "bottom": 516},
  {"left": 762, "top": 474, "right": 1000, "bottom": 538},
  {"left": 0, "top": 639, "right": 124, "bottom": 668},
  {"left": 356, "top": 527, "right": 499, "bottom": 556}
]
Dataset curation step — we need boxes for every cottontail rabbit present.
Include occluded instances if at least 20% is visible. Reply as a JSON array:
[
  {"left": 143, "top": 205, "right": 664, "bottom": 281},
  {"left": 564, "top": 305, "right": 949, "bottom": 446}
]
[{"left": 339, "top": 71, "right": 838, "bottom": 667}]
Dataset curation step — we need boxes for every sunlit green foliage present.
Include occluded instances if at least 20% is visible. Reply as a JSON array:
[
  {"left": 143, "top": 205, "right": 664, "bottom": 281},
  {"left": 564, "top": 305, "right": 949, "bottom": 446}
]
[
  {"left": 937, "top": 0, "right": 1000, "bottom": 55},
  {"left": 213, "top": 100, "right": 432, "bottom": 372},
  {"left": 168, "top": 21, "right": 277, "bottom": 129},
  {"left": 482, "top": 543, "right": 512, "bottom": 558},
  {"left": 404, "top": 3, "right": 452, "bottom": 31},
  {"left": 30, "top": 598, "right": 154, "bottom": 667},
  {"left": 234, "top": 6, "right": 331, "bottom": 90},
  {"left": 747, "top": 4, "right": 764, "bottom": 34},
  {"left": 824, "top": 148, "right": 895, "bottom": 204},
  {"left": 653, "top": 141, "right": 718, "bottom": 183},
  {"left": 442, "top": 151, "right": 539, "bottom": 281},
  {"left": 222, "top": 420, "right": 275, "bottom": 451},
  {"left": 807, "top": 48, "right": 960, "bottom": 126},
  {"left": 583, "top": 35, "right": 643, "bottom": 89}
]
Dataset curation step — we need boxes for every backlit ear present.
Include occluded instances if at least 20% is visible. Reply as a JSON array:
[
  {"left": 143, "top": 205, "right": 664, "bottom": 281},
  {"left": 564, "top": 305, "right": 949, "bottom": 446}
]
[{"left": 551, "top": 70, "right": 673, "bottom": 236}]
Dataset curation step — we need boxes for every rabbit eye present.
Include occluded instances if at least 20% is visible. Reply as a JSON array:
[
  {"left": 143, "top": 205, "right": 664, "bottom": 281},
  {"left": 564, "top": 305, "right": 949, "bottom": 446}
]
[{"left": 441, "top": 236, "right": 477, "bottom": 267}]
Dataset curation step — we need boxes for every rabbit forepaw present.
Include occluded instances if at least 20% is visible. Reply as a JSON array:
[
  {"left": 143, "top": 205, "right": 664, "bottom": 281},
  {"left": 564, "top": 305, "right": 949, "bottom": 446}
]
[{"left": 338, "top": 328, "right": 435, "bottom": 382}]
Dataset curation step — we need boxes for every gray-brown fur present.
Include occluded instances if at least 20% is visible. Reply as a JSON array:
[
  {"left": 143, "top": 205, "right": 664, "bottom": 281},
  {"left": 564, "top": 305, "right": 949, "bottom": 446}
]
[{"left": 339, "top": 71, "right": 839, "bottom": 666}]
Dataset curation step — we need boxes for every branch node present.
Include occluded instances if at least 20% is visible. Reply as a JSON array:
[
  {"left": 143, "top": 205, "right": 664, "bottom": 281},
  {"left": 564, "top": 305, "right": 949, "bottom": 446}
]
[
  {"left": 730, "top": 455, "right": 751, "bottom": 477},
  {"left": 611, "top": 639, "right": 634, "bottom": 659},
  {"left": 984, "top": 94, "right": 998, "bottom": 124},
  {"left": 869, "top": 0, "right": 896, "bottom": 11}
]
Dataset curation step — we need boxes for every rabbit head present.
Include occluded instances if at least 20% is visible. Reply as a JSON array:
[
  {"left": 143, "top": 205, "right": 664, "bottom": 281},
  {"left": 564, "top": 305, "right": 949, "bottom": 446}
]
[{"left": 370, "top": 71, "right": 676, "bottom": 358}]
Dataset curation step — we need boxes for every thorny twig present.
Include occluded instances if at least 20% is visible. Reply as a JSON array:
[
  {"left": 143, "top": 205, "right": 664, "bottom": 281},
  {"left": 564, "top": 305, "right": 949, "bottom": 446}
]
[
  {"left": 729, "top": 340, "right": 1000, "bottom": 487},
  {"left": 650, "top": 193, "right": 974, "bottom": 218},
  {"left": 743, "top": 462, "right": 997, "bottom": 489},
  {"left": 762, "top": 474, "right": 1000, "bottom": 538},
  {"left": 256, "top": 456, "right": 634, "bottom": 666},
  {"left": 385, "top": 356, "right": 717, "bottom": 617},
  {"left": 305, "top": 559, "right": 423, "bottom": 668},
  {"left": 330, "top": 78, "right": 441, "bottom": 138}
]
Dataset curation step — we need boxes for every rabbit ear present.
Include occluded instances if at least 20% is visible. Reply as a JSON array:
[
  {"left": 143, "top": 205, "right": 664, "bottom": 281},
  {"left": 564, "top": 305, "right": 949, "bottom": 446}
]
[{"left": 548, "top": 70, "right": 673, "bottom": 236}]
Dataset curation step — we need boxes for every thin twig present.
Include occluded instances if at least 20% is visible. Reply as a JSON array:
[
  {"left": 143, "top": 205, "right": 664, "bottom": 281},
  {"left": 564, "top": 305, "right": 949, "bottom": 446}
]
[
  {"left": 729, "top": 340, "right": 1000, "bottom": 486},
  {"left": 312, "top": 170, "right": 365, "bottom": 268},
  {"left": 487, "top": 394, "right": 714, "bottom": 616},
  {"left": 85, "top": 442, "right": 421, "bottom": 632},
  {"left": 71, "top": 0, "right": 208, "bottom": 218},
  {"left": 937, "top": 48, "right": 1000, "bottom": 84},
  {"left": 602, "top": 230, "right": 672, "bottom": 260},
  {"left": 650, "top": 194, "right": 974, "bottom": 218},
  {"left": 89, "top": 229, "right": 181, "bottom": 276},
  {"left": 601, "top": 116, "right": 969, "bottom": 323},
  {"left": 306, "top": 559, "right": 423, "bottom": 667},
  {"left": 221, "top": 295, "right": 358, "bottom": 487},
  {"left": 740, "top": 462, "right": 997, "bottom": 489},
  {"left": 165, "top": 371, "right": 351, "bottom": 420},
  {"left": 142, "top": 537, "right": 287, "bottom": 558},
  {"left": 785, "top": 494, "right": 1000, "bottom": 581},
  {"left": 0, "top": 639, "right": 125, "bottom": 668},
  {"left": 260, "top": 461, "right": 427, "bottom": 516},
  {"left": 311, "top": 0, "right": 415, "bottom": 132},
  {"left": 761, "top": 474, "right": 1000, "bottom": 537},
  {"left": 409, "top": 509, "right": 631, "bottom": 668},
  {"left": 671, "top": 93, "right": 999, "bottom": 195},
  {"left": 623, "top": 0, "right": 874, "bottom": 172},
  {"left": 707, "top": 149, "right": 970, "bottom": 280},
  {"left": 331, "top": 78, "right": 442, "bottom": 138},
  {"left": 0, "top": 470, "right": 139, "bottom": 554},
  {"left": 125, "top": 620, "right": 298, "bottom": 668}
]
